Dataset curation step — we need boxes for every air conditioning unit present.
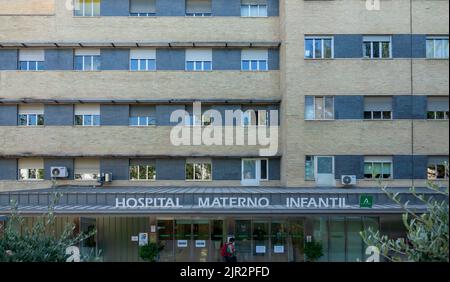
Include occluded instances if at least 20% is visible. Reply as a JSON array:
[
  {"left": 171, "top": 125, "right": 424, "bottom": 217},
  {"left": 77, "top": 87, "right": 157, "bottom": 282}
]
[
  {"left": 51, "top": 167, "right": 68, "bottom": 178},
  {"left": 341, "top": 175, "right": 357, "bottom": 186}
]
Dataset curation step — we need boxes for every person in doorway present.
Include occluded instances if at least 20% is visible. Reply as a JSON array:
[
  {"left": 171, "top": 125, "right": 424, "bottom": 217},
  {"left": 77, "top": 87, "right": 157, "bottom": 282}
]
[{"left": 221, "top": 238, "right": 237, "bottom": 262}]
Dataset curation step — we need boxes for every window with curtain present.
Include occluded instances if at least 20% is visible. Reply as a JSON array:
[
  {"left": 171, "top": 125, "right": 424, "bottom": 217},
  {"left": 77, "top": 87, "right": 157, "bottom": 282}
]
[
  {"left": 185, "top": 0, "right": 211, "bottom": 16},
  {"left": 364, "top": 156, "right": 393, "bottom": 179},
  {"left": 74, "top": 49, "right": 101, "bottom": 71},
  {"left": 241, "top": 0, "right": 268, "bottom": 17},
  {"left": 130, "top": 0, "right": 156, "bottom": 16},
  {"left": 304, "top": 96, "right": 334, "bottom": 120},
  {"left": 304, "top": 36, "right": 333, "bottom": 59},
  {"left": 426, "top": 36, "right": 449, "bottom": 59},
  {"left": 364, "top": 97, "right": 393, "bottom": 120},
  {"left": 427, "top": 96, "right": 449, "bottom": 120},
  {"left": 74, "top": 0, "right": 101, "bottom": 17}
]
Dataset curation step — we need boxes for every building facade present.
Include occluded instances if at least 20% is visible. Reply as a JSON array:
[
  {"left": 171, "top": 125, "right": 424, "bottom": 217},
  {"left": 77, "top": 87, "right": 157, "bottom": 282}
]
[{"left": 0, "top": 0, "right": 448, "bottom": 262}]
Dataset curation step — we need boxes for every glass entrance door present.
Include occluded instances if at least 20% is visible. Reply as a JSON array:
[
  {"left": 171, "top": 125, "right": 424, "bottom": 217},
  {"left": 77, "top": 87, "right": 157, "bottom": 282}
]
[
  {"left": 271, "top": 221, "right": 288, "bottom": 262},
  {"left": 192, "top": 220, "right": 209, "bottom": 262},
  {"left": 211, "top": 220, "right": 225, "bottom": 262},
  {"left": 175, "top": 220, "right": 192, "bottom": 262},
  {"left": 289, "top": 220, "right": 304, "bottom": 262},
  {"left": 157, "top": 220, "right": 174, "bottom": 262},
  {"left": 235, "top": 220, "right": 252, "bottom": 262},
  {"left": 252, "top": 221, "right": 269, "bottom": 262}
]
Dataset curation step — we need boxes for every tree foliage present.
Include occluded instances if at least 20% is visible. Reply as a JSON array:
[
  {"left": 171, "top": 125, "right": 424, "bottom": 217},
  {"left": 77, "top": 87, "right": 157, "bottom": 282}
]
[
  {"left": 304, "top": 240, "right": 324, "bottom": 262},
  {"left": 361, "top": 180, "right": 449, "bottom": 262},
  {"left": 0, "top": 193, "right": 99, "bottom": 262}
]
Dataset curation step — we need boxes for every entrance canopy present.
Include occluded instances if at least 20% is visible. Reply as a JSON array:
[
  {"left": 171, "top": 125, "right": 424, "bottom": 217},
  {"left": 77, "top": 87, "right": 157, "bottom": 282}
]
[{"left": 0, "top": 186, "right": 442, "bottom": 215}]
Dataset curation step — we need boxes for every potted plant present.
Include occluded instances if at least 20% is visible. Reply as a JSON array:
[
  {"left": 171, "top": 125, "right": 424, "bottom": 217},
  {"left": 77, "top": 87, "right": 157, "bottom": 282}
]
[
  {"left": 304, "top": 240, "right": 324, "bottom": 262},
  {"left": 139, "top": 242, "right": 164, "bottom": 262}
]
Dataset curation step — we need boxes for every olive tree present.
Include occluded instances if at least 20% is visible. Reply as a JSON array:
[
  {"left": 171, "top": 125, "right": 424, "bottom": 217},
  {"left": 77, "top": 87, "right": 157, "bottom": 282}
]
[
  {"left": 0, "top": 193, "right": 100, "bottom": 262},
  {"left": 361, "top": 180, "right": 449, "bottom": 262}
]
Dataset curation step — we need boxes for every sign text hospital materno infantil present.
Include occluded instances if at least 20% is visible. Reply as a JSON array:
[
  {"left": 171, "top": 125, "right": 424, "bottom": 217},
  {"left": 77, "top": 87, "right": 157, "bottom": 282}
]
[{"left": 115, "top": 196, "right": 351, "bottom": 209}]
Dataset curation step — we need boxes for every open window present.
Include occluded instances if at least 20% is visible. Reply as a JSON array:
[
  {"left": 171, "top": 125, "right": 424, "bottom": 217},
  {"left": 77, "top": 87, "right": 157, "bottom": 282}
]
[{"left": 241, "top": 158, "right": 268, "bottom": 186}]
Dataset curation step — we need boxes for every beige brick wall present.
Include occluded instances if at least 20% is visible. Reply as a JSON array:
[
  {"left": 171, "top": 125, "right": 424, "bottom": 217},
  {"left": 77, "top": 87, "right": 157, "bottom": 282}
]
[
  {"left": 280, "top": 0, "right": 449, "bottom": 187},
  {"left": 0, "top": 0, "right": 279, "bottom": 42},
  {"left": 0, "top": 0, "right": 54, "bottom": 15},
  {"left": 0, "top": 127, "right": 281, "bottom": 157},
  {"left": 0, "top": 71, "right": 280, "bottom": 101}
]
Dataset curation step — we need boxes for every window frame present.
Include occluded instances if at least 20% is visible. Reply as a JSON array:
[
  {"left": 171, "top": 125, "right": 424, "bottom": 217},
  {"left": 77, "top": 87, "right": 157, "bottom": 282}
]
[
  {"left": 305, "top": 96, "right": 335, "bottom": 121},
  {"left": 241, "top": 60, "right": 268, "bottom": 71},
  {"left": 426, "top": 36, "right": 449, "bottom": 59},
  {"left": 363, "top": 111, "right": 392, "bottom": 120},
  {"left": 185, "top": 161, "right": 213, "bottom": 181},
  {"left": 363, "top": 158, "right": 393, "bottom": 180},
  {"left": 427, "top": 111, "right": 449, "bottom": 120},
  {"left": 241, "top": 158, "right": 269, "bottom": 184},
  {"left": 240, "top": 4, "right": 268, "bottom": 17},
  {"left": 19, "top": 61, "right": 44, "bottom": 71},
  {"left": 129, "top": 116, "right": 156, "bottom": 126},
  {"left": 18, "top": 113, "right": 45, "bottom": 127},
  {"left": 129, "top": 164, "right": 156, "bottom": 181},
  {"left": 74, "top": 114, "right": 101, "bottom": 126},
  {"left": 18, "top": 168, "right": 44, "bottom": 181},
  {"left": 363, "top": 36, "right": 392, "bottom": 59},
  {"left": 304, "top": 36, "right": 334, "bottom": 59},
  {"left": 130, "top": 58, "right": 156, "bottom": 71},
  {"left": 75, "top": 55, "right": 101, "bottom": 71},
  {"left": 74, "top": 0, "right": 101, "bottom": 17},
  {"left": 185, "top": 60, "right": 212, "bottom": 71}
]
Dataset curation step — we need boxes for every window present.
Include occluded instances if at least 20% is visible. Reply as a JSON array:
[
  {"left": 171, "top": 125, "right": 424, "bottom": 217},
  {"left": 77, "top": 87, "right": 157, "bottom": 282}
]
[
  {"left": 129, "top": 105, "right": 156, "bottom": 126},
  {"left": 185, "top": 159, "right": 212, "bottom": 181},
  {"left": 426, "top": 36, "right": 449, "bottom": 59},
  {"left": 18, "top": 105, "right": 44, "bottom": 126},
  {"left": 241, "top": 49, "right": 268, "bottom": 71},
  {"left": 19, "top": 49, "right": 44, "bottom": 71},
  {"left": 18, "top": 159, "right": 44, "bottom": 181},
  {"left": 305, "top": 96, "right": 334, "bottom": 120},
  {"left": 241, "top": 158, "right": 268, "bottom": 186},
  {"left": 363, "top": 36, "right": 392, "bottom": 59},
  {"left": 75, "top": 49, "right": 101, "bottom": 71},
  {"left": 305, "top": 156, "right": 335, "bottom": 186},
  {"left": 427, "top": 97, "right": 449, "bottom": 120},
  {"left": 242, "top": 109, "right": 269, "bottom": 127},
  {"left": 74, "top": 104, "right": 100, "bottom": 126},
  {"left": 364, "top": 97, "right": 393, "bottom": 120},
  {"left": 304, "top": 36, "right": 333, "bottom": 59},
  {"left": 185, "top": 0, "right": 211, "bottom": 16},
  {"left": 74, "top": 0, "right": 101, "bottom": 16},
  {"left": 364, "top": 157, "right": 393, "bottom": 179},
  {"left": 75, "top": 158, "right": 99, "bottom": 180},
  {"left": 185, "top": 49, "right": 212, "bottom": 71},
  {"left": 130, "top": 161, "right": 156, "bottom": 180},
  {"left": 130, "top": 49, "right": 156, "bottom": 71},
  {"left": 241, "top": 0, "right": 267, "bottom": 17},
  {"left": 427, "top": 157, "right": 449, "bottom": 180},
  {"left": 305, "top": 156, "right": 315, "bottom": 180},
  {"left": 130, "top": 0, "right": 156, "bottom": 16}
]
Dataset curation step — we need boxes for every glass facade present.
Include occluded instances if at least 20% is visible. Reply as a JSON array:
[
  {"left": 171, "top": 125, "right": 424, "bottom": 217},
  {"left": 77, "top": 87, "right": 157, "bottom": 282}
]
[{"left": 13, "top": 215, "right": 399, "bottom": 262}]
